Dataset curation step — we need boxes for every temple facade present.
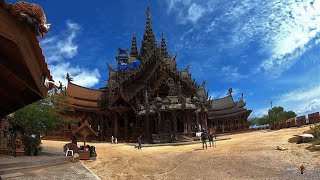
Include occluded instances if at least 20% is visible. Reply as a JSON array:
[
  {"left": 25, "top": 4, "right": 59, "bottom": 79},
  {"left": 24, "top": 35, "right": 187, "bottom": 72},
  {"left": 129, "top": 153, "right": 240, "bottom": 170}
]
[{"left": 52, "top": 7, "right": 252, "bottom": 143}]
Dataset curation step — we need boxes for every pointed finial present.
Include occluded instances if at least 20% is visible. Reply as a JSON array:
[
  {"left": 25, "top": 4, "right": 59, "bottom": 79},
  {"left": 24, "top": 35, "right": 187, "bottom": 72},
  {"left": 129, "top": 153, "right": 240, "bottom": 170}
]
[{"left": 147, "top": 5, "right": 151, "bottom": 18}]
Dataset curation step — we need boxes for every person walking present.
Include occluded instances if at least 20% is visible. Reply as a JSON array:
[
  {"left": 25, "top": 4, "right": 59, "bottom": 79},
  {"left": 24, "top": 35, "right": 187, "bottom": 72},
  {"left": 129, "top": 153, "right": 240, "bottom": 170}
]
[
  {"left": 201, "top": 131, "right": 207, "bottom": 149},
  {"left": 111, "top": 136, "right": 114, "bottom": 144},
  {"left": 208, "top": 133, "right": 213, "bottom": 147},
  {"left": 137, "top": 134, "right": 142, "bottom": 149}
]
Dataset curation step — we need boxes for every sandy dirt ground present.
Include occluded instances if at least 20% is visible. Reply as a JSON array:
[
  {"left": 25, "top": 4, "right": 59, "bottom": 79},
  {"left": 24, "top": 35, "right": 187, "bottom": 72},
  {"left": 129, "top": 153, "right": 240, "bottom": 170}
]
[{"left": 43, "top": 126, "right": 320, "bottom": 180}]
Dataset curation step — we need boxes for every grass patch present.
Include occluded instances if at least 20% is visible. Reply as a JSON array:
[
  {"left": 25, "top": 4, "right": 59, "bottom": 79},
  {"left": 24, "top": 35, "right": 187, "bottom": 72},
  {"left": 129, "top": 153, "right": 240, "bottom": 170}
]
[{"left": 288, "top": 136, "right": 298, "bottom": 143}]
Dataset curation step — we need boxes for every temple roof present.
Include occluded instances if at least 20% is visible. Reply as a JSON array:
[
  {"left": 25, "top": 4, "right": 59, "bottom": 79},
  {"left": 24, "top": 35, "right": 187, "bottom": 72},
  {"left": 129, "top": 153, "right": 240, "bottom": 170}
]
[
  {"left": 236, "top": 99, "right": 246, "bottom": 108},
  {"left": 0, "top": 0, "right": 53, "bottom": 117},
  {"left": 208, "top": 106, "right": 247, "bottom": 116},
  {"left": 73, "top": 120, "right": 98, "bottom": 136},
  {"left": 208, "top": 109, "right": 252, "bottom": 119},
  {"left": 0, "top": 0, "right": 52, "bottom": 81},
  {"left": 66, "top": 82, "right": 100, "bottom": 111},
  {"left": 210, "top": 95, "right": 236, "bottom": 111}
]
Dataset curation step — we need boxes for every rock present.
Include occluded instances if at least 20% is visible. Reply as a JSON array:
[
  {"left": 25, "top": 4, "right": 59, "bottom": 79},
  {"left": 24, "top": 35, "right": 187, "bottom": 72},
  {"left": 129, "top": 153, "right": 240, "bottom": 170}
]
[
  {"left": 314, "top": 145, "right": 320, "bottom": 151},
  {"left": 276, "top": 145, "right": 287, "bottom": 151},
  {"left": 298, "top": 134, "right": 314, "bottom": 143}
]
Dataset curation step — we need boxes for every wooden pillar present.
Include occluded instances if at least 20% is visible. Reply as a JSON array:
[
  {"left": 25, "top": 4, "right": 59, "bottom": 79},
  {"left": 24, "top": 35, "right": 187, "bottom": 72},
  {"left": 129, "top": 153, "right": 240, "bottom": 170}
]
[
  {"left": 145, "top": 115, "right": 150, "bottom": 142},
  {"left": 204, "top": 113, "right": 208, "bottom": 128},
  {"left": 222, "top": 120, "right": 225, "bottom": 133},
  {"left": 157, "top": 111, "right": 161, "bottom": 135},
  {"left": 172, "top": 111, "right": 177, "bottom": 138},
  {"left": 114, "top": 114, "right": 118, "bottom": 137},
  {"left": 196, "top": 112, "right": 199, "bottom": 131},
  {"left": 99, "top": 115, "right": 104, "bottom": 141},
  {"left": 187, "top": 111, "right": 191, "bottom": 137},
  {"left": 124, "top": 113, "right": 128, "bottom": 142}
]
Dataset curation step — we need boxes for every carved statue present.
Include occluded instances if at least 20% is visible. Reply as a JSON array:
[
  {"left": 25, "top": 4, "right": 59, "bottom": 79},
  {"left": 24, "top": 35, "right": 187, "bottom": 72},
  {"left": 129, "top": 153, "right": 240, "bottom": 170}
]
[
  {"left": 176, "top": 81, "right": 181, "bottom": 95},
  {"left": 227, "top": 88, "right": 233, "bottom": 96},
  {"left": 12, "top": 1, "right": 51, "bottom": 37},
  {"left": 166, "top": 78, "right": 176, "bottom": 96},
  {"left": 66, "top": 73, "right": 73, "bottom": 82},
  {"left": 58, "top": 81, "right": 63, "bottom": 90},
  {"left": 172, "top": 53, "right": 178, "bottom": 61},
  {"left": 241, "top": 93, "right": 244, "bottom": 99},
  {"left": 118, "top": 48, "right": 128, "bottom": 55},
  {"left": 184, "top": 65, "right": 190, "bottom": 71},
  {"left": 202, "top": 81, "right": 206, "bottom": 88}
]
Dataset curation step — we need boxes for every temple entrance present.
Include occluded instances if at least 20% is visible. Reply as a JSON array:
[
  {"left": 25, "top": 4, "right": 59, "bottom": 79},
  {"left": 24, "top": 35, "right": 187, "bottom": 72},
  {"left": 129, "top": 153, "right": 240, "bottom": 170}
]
[
  {"left": 150, "top": 116, "right": 156, "bottom": 134},
  {"left": 177, "top": 116, "right": 184, "bottom": 133},
  {"left": 164, "top": 119, "right": 170, "bottom": 134}
]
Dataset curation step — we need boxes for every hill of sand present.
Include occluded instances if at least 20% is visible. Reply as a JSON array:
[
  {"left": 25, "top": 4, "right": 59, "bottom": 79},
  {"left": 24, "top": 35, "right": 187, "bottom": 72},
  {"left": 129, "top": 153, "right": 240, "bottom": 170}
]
[{"left": 43, "top": 126, "right": 320, "bottom": 179}]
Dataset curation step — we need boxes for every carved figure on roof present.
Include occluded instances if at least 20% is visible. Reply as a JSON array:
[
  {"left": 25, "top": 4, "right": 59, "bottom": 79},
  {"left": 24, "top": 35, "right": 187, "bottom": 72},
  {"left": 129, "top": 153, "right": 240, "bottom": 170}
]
[
  {"left": 184, "top": 65, "right": 190, "bottom": 71},
  {"left": 227, "top": 88, "right": 233, "bottom": 96},
  {"left": 173, "top": 53, "right": 177, "bottom": 61},
  {"left": 66, "top": 73, "right": 73, "bottom": 82},
  {"left": 176, "top": 81, "right": 181, "bottom": 95},
  {"left": 201, "top": 81, "right": 206, "bottom": 89},
  {"left": 241, "top": 93, "right": 244, "bottom": 99},
  {"left": 106, "top": 63, "right": 114, "bottom": 71},
  {"left": 166, "top": 78, "right": 176, "bottom": 96},
  {"left": 58, "top": 81, "right": 63, "bottom": 90},
  {"left": 12, "top": 1, "right": 51, "bottom": 37},
  {"left": 118, "top": 48, "right": 128, "bottom": 55}
]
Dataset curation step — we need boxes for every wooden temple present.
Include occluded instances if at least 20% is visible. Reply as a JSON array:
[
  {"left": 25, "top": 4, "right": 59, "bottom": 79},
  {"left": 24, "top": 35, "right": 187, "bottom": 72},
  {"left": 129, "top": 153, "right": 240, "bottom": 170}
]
[
  {"left": 53, "top": 6, "right": 252, "bottom": 143},
  {"left": 0, "top": 0, "right": 52, "bottom": 150}
]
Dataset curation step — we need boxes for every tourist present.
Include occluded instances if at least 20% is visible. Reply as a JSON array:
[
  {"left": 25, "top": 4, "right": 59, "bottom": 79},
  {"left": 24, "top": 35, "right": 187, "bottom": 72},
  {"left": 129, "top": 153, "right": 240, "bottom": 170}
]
[
  {"left": 201, "top": 131, "right": 207, "bottom": 149},
  {"left": 71, "top": 135, "right": 77, "bottom": 146},
  {"left": 111, "top": 136, "right": 114, "bottom": 144},
  {"left": 208, "top": 133, "right": 213, "bottom": 147},
  {"left": 137, "top": 134, "right": 142, "bottom": 149},
  {"left": 213, "top": 135, "right": 216, "bottom": 148},
  {"left": 115, "top": 137, "right": 118, "bottom": 144}
]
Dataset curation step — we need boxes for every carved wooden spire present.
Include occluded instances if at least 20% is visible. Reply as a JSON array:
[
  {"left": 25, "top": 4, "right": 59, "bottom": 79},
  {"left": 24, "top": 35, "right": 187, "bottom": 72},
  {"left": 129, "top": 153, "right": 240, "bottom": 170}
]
[
  {"left": 140, "top": 6, "right": 157, "bottom": 59},
  {"left": 161, "top": 33, "right": 169, "bottom": 57},
  {"left": 130, "top": 32, "right": 138, "bottom": 58}
]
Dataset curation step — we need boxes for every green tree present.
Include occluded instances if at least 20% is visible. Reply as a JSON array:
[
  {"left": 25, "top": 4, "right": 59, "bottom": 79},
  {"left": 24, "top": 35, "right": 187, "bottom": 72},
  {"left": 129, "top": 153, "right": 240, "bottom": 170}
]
[
  {"left": 8, "top": 91, "right": 73, "bottom": 155},
  {"left": 255, "top": 106, "right": 297, "bottom": 126}
]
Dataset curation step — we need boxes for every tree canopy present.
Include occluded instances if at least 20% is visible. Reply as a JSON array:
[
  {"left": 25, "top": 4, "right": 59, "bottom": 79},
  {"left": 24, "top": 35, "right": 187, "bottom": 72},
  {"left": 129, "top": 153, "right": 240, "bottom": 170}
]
[
  {"left": 10, "top": 91, "right": 72, "bottom": 136},
  {"left": 7, "top": 91, "right": 75, "bottom": 156},
  {"left": 254, "top": 106, "right": 297, "bottom": 126}
]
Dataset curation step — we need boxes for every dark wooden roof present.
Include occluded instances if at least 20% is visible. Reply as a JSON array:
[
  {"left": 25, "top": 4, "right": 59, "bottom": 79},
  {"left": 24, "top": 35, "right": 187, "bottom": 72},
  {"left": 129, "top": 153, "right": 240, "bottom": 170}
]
[
  {"left": 210, "top": 95, "right": 236, "bottom": 111},
  {"left": 66, "top": 82, "right": 100, "bottom": 111},
  {"left": 0, "top": 0, "right": 52, "bottom": 117}
]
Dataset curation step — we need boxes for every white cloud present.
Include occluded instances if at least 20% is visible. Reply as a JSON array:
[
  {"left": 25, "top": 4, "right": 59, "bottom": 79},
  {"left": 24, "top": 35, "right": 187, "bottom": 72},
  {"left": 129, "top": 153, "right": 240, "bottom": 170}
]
[
  {"left": 165, "top": 0, "right": 209, "bottom": 23},
  {"left": 226, "top": 0, "right": 320, "bottom": 77},
  {"left": 187, "top": 3, "right": 205, "bottom": 23},
  {"left": 276, "top": 85, "right": 320, "bottom": 115},
  {"left": 221, "top": 66, "right": 247, "bottom": 81},
  {"left": 250, "top": 107, "right": 269, "bottom": 118},
  {"left": 297, "top": 99, "right": 320, "bottom": 114},
  {"left": 42, "top": 21, "right": 80, "bottom": 63},
  {"left": 279, "top": 85, "right": 320, "bottom": 103},
  {"left": 41, "top": 21, "right": 100, "bottom": 88}
]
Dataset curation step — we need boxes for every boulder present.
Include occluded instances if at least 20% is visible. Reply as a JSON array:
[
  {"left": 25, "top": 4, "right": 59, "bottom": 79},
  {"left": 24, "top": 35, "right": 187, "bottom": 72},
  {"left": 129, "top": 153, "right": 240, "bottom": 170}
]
[
  {"left": 276, "top": 145, "right": 287, "bottom": 151},
  {"left": 314, "top": 145, "right": 320, "bottom": 151},
  {"left": 298, "top": 134, "right": 314, "bottom": 143}
]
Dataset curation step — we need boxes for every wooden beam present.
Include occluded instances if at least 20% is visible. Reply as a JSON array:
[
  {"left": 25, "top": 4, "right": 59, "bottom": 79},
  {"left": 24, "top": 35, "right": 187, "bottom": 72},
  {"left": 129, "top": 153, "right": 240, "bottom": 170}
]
[{"left": 0, "top": 54, "right": 42, "bottom": 98}]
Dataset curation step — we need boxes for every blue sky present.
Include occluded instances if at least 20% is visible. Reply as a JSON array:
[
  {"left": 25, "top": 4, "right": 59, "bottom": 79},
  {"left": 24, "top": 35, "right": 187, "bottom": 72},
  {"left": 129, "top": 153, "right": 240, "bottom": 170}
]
[{"left": 8, "top": 0, "right": 320, "bottom": 117}]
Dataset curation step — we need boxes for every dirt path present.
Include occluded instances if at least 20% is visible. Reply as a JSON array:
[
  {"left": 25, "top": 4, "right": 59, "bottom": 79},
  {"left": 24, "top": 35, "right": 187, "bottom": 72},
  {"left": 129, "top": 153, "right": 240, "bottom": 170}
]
[{"left": 43, "top": 126, "right": 320, "bottom": 179}]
